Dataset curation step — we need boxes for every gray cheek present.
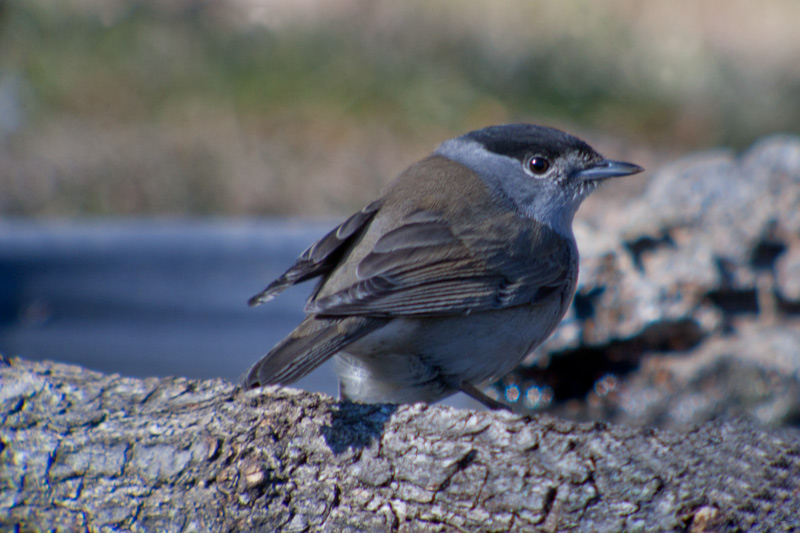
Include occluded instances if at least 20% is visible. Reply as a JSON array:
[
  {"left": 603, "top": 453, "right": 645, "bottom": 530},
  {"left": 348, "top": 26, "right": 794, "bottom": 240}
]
[
  {"left": 467, "top": 156, "right": 544, "bottom": 210},
  {"left": 435, "top": 139, "right": 578, "bottom": 235}
]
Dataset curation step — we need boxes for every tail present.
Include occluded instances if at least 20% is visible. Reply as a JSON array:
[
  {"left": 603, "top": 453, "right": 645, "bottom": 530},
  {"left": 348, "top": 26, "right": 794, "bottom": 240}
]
[{"left": 240, "top": 315, "right": 387, "bottom": 388}]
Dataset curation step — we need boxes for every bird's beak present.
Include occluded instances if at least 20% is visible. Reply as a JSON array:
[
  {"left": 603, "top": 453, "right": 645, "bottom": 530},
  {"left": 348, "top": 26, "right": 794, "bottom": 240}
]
[{"left": 574, "top": 160, "right": 643, "bottom": 181}]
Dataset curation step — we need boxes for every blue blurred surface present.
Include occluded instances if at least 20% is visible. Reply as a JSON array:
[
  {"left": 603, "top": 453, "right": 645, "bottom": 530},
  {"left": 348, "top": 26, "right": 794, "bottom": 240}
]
[
  {"left": 0, "top": 219, "right": 479, "bottom": 408},
  {"left": 0, "top": 219, "right": 334, "bottom": 391}
]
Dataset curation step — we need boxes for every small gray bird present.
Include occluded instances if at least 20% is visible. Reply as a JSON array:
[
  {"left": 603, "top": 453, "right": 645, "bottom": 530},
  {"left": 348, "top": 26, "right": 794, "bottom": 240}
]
[{"left": 242, "top": 124, "right": 642, "bottom": 409}]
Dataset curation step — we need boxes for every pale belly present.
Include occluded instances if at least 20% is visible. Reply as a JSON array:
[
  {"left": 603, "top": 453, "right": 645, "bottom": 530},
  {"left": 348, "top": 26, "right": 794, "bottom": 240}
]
[{"left": 335, "top": 301, "right": 565, "bottom": 404}]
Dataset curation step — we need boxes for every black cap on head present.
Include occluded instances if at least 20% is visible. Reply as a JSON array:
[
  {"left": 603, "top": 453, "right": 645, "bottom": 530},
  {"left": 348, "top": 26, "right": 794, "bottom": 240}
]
[{"left": 463, "top": 124, "right": 596, "bottom": 162}]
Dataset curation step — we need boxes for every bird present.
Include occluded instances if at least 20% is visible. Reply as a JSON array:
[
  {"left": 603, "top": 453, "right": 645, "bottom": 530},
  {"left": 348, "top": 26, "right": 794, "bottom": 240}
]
[{"left": 241, "top": 123, "right": 642, "bottom": 409}]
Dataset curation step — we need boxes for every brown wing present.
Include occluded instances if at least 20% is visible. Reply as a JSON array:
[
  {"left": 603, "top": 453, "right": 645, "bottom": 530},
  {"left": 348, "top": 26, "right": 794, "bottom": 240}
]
[
  {"left": 248, "top": 200, "right": 382, "bottom": 307},
  {"left": 242, "top": 200, "right": 384, "bottom": 388},
  {"left": 306, "top": 210, "right": 574, "bottom": 317}
]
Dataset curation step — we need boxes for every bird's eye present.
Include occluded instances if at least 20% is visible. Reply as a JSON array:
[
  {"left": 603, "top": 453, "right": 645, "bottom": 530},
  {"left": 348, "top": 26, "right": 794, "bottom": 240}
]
[{"left": 525, "top": 156, "right": 550, "bottom": 176}]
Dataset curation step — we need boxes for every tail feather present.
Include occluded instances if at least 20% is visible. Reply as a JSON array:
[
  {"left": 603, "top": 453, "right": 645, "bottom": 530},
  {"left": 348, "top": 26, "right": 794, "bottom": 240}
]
[{"left": 241, "top": 315, "right": 386, "bottom": 388}]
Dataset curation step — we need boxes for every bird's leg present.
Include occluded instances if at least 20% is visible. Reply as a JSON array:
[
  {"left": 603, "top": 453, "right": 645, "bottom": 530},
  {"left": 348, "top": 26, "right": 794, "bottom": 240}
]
[{"left": 459, "top": 382, "right": 510, "bottom": 411}]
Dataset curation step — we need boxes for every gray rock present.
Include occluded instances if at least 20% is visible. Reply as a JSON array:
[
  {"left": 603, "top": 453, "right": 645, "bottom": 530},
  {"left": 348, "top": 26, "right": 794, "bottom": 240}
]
[{"left": 500, "top": 135, "right": 800, "bottom": 427}]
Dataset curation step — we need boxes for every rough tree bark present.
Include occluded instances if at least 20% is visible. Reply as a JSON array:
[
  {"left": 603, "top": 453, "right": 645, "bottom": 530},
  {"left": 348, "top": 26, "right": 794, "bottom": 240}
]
[{"left": 1, "top": 355, "right": 799, "bottom": 532}]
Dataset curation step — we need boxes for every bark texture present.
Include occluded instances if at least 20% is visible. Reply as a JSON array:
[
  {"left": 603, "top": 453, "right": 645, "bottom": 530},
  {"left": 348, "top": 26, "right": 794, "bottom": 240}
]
[{"left": 2, "top": 356, "right": 799, "bottom": 532}]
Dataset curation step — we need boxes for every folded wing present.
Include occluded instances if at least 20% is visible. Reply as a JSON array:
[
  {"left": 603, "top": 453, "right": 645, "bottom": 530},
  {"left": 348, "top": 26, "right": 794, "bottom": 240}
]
[{"left": 307, "top": 210, "right": 573, "bottom": 317}]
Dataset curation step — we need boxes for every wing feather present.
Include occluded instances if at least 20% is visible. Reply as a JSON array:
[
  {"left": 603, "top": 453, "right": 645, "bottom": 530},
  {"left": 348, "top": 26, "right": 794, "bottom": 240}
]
[
  {"left": 307, "top": 211, "right": 574, "bottom": 317},
  {"left": 248, "top": 200, "right": 382, "bottom": 306}
]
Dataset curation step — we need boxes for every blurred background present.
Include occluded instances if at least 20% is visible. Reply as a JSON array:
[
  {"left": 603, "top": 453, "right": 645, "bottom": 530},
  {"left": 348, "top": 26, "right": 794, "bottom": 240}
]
[
  {"left": 2, "top": 0, "right": 799, "bottom": 217},
  {"left": 1, "top": 0, "right": 799, "bottom": 412}
]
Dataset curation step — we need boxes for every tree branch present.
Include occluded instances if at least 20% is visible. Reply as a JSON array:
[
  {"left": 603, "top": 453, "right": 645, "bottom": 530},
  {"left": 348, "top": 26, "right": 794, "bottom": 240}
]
[{"left": 2, "top": 356, "right": 799, "bottom": 532}]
